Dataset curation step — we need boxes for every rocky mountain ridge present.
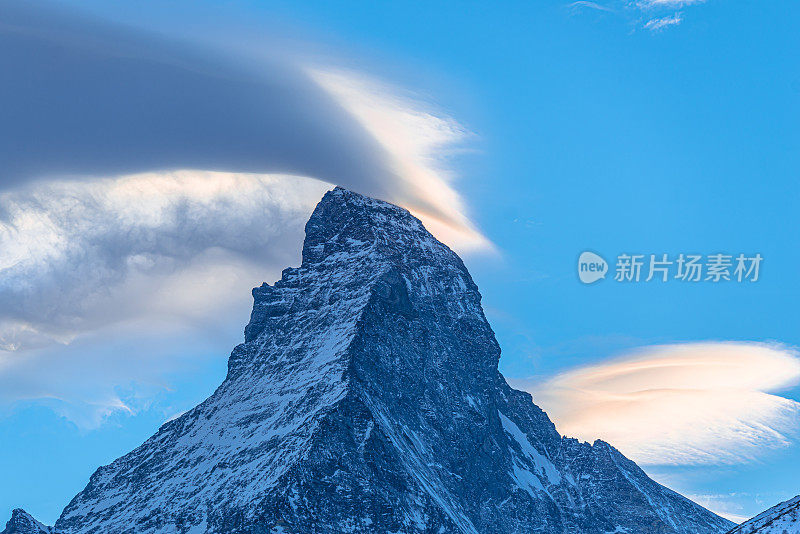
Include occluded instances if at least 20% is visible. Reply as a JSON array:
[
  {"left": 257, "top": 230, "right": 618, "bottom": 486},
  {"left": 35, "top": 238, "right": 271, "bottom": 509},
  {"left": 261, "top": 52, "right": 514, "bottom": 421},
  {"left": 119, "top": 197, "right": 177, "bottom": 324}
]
[
  {"left": 727, "top": 495, "right": 800, "bottom": 534},
  {"left": 5, "top": 188, "right": 734, "bottom": 533}
]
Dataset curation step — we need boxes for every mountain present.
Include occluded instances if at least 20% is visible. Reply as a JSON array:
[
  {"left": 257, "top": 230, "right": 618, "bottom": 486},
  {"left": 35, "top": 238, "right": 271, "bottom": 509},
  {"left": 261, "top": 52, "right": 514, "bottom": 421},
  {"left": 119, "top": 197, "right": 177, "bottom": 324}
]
[
  {"left": 1, "top": 509, "right": 57, "bottom": 534},
  {"left": 12, "top": 188, "right": 733, "bottom": 533},
  {"left": 728, "top": 495, "right": 800, "bottom": 534}
]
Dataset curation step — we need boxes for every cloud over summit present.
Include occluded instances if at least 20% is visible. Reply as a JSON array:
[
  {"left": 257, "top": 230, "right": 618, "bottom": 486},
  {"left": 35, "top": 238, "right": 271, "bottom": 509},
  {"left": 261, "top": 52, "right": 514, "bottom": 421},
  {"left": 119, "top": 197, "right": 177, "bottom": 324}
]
[
  {"left": 0, "top": 1, "right": 487, "bottom": 355},
  {"left": 0, "top": 2, "right": 387, "bottom": 190},
  {"left": 0, "top": 1, "right": 491, "bottom": 423}
]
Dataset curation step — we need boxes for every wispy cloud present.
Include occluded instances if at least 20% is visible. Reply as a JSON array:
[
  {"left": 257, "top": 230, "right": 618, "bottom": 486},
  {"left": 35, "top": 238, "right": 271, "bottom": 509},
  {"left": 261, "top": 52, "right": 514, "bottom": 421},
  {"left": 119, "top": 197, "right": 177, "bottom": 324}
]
[
  {"left": 0, "top": 316, "right": 243, "bottom": 428},
  {"left": 683, "top": 493, "right": 754, "bottom": 523},
  {"left": 568, "top": 1, "right": 614, "bottom": 13},
  {"left": 568, "top": 0, "right": 701, "bottom": 31},
  {"left": 644, "top": 13, "right": 684, "bottom": 31},
  {"left": 309, "top": 69, "right": 490, "bottom": 253},
  {"left": 637, "top": 0, "right": 703, "bottom": 8},
  {"left": 518, "top": 342, "right": 800, "bottom": 465}
]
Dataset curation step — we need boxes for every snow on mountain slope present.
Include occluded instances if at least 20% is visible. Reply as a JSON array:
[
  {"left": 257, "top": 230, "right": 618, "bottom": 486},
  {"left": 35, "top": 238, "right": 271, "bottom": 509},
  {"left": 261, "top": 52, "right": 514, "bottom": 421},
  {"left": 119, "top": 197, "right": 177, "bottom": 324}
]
[
  {"left": 728, "top": 495, "right": 800, "bottom": 534},
  {"left": 15, "top": 187, "right": 733, "bottom": 533},
  {"left": 1, "top": 509, "right": 57, "bottom": 534}
]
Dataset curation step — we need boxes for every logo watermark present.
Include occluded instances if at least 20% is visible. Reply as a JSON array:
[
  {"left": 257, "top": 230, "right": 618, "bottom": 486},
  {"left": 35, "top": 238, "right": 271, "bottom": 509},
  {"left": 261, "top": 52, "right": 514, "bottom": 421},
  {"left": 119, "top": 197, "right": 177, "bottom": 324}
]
[
  {"left": 578, "top": 252, "right": 762, "bottom": 284},
  {"left": 578, "top": 251, "right": 608, "bottom": 284}
]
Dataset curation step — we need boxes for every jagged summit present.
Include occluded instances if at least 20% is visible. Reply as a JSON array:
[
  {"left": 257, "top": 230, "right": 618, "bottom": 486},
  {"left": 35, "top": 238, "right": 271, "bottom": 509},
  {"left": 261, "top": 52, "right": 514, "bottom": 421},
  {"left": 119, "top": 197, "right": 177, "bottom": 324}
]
[
  {"left": 244, "top": 186, "right": 471, "bottom": 346},
  {"left": 1, "top": 509, "right": 56, "bottom": 534},
  {"left": 20, "top": 188, "right": 733, "bottom": 533},
  {"left": 301, "top": 186, "right": 445, "bottom": 264}
]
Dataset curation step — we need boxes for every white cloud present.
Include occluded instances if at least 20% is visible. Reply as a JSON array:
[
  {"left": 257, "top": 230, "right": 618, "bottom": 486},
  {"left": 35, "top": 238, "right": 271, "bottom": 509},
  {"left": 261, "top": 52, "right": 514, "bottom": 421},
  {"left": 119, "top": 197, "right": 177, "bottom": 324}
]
[
  {"left": 644, "top": 12, "right": 684, "bottom": 31},
  {"left": 568, "top": 1, "right": 614, "bottom": 13},
  {"left": 0, "top": 318, "right": 241, "bottom": 428},
  {"left": 309, "top": 69, "right": 491, "bottom": 253},
  {"left": 518, "top": 342, "right": 800, "bottom": 465},
  {"left": 568, "top": 0, "right": 701, "bottom": 31},
  {"left": 637, "top": 0, "right": 703, "bottom": 8},
  {"left": 0, "top": 171, "right": 328, "bottom": 352}
]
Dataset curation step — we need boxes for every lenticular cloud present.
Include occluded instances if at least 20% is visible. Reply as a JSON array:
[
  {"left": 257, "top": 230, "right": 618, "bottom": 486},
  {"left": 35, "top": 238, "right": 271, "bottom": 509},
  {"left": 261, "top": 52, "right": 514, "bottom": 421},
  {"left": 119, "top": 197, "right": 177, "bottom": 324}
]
[
  {"left": 0, "top": 2, "right": 489, "bottom": 353},
  {"left": 521, "top": 342, "right": 800, "bottom": 465},
  {"left": 0, "top": 1, "right": 485, "bottom": 251}
]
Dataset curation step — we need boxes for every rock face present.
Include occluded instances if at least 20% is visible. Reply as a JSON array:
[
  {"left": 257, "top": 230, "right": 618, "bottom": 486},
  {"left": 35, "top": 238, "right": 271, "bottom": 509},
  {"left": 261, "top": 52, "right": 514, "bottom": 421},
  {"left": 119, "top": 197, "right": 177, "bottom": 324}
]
[
  {"left": 48, "top": 188, "right": 732, "bottom": 533},
  {"left": 1, "top": 509, "right": 57, "bottom": 534},
  {"left": 728, "top": 495, "right": 800, "bottom": 534}
]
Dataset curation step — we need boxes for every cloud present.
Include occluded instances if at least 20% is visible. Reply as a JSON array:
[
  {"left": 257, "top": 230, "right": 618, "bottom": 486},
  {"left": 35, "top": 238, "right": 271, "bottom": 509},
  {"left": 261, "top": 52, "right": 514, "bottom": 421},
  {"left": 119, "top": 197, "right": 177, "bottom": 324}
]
[
  {"left": 637, "top": 0, "right": 702, "bottom": 8},
  {"left": 0, "top": 1, "right": 485, "bottom": 247},
  {"left": 0, "top": 2, "right": 489, "bottom": 425},
  {"left": 644, "top": 13, "right": 684, "bottom": 31},
  {"left": 0, "top": 2, "right": 382, "bottom": 191},
  {"left": 682, "top": 493, "right": 753, "bottom": 523},
  {"left": 0, "top": 317, "right": 243, "bottom": 428},
  {"left": 568, "top": 1, "right": 614, "bottom": 13},
  {"left": 0, "top": 2, "right": 487, "bottom": 352},
  {"left": 309, "top": 69, "right": 490, "bottom": 252},
  {"left": 0, "top": 171, "right": 328, "bottom": 351},
  {"left": 0, "top": 172, "right": 318, "bottom": 425},
  {"left": 568, "top": 0, "right": 699, "bottom": 31},
  {"left": 518, "top": 342, "right": 800, "bottom": 465}
]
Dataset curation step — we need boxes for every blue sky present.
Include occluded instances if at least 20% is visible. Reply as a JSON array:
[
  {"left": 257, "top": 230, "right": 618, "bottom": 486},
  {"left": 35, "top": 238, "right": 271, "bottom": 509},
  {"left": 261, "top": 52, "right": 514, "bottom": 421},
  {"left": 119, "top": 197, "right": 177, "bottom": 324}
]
[{"left": 1, "top": 0, "right": 799, "bottom": 525}]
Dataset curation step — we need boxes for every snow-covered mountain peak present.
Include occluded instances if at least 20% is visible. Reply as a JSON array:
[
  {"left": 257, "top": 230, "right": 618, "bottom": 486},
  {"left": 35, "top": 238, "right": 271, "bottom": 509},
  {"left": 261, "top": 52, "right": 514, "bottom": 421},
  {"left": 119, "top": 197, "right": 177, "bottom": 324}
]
[
  {"left": 12, "top": 188, "right": 735, "bottom": 533},
  {"left": 300, "top": 186, "right": 444, "bottom": 266}
]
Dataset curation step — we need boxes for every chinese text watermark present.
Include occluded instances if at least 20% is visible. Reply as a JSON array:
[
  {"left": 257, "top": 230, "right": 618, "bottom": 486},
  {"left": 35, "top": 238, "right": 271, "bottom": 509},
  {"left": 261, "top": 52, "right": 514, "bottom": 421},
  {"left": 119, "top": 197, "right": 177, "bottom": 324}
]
[{"left": 578, "top": 252, "right": 762, "bottom": 284}]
